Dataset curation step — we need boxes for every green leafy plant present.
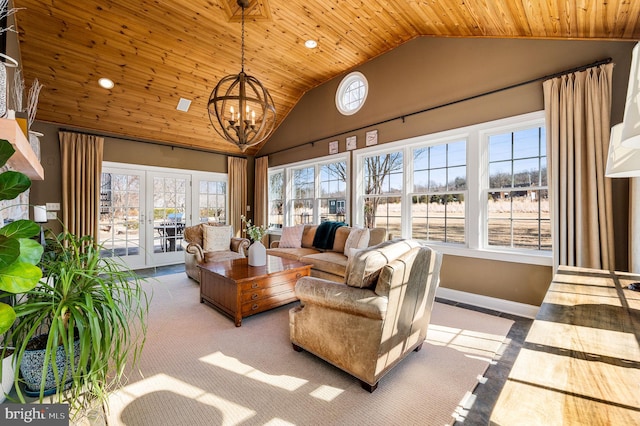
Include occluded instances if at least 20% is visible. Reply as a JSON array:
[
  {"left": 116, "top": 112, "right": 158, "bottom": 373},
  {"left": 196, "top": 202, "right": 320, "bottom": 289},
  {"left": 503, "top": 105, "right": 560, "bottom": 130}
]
[
  {"left": 0, "top": 139, "right": 43, "bottom": 335},
  {"left": 240, "top": 214, "right": 267, "bottom": 242},
  {"left": 8, "top": 231, "right": 149, "bottom": 415}
]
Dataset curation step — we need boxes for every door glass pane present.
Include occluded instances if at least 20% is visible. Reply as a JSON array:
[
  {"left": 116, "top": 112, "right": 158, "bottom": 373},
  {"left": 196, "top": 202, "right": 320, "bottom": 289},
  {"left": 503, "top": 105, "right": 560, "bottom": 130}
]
[
  {"left": 153, "top": 176, "right": 187, "bottom": 253},
  {"left": 99, "top": 173, "right": 141, "bottom": 257},
  {"left": 198, "top": 180, "right": 226, "bottom": 224}
]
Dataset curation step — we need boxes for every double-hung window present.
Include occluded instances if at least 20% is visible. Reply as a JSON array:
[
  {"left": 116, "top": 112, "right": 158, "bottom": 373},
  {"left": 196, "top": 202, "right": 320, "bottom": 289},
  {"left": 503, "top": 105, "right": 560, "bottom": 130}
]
[
  {"left": 485, "top": 125, "right": 550, "bottom": 251},
  {"left": 269, "top": 155, "right": 349, "bottom": 227},
  {"left": 361, "top": 151, "right": 403, "bottom": 236},
  {"left": 268, "top": 170, "right": 284, "bottom": 228},
  {"left": 411, "top": 140, "right": 467, "bottom": 244}
]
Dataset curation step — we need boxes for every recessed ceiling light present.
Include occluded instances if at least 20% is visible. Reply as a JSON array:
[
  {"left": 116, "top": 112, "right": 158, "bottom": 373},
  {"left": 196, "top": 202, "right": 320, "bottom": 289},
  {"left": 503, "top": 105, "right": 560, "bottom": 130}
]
[
  {"left": 305, "top": 39, "right": 318, "bottom": 49},
  {"left": 98, "top": 77, "right": 114, "bottom": 89}
]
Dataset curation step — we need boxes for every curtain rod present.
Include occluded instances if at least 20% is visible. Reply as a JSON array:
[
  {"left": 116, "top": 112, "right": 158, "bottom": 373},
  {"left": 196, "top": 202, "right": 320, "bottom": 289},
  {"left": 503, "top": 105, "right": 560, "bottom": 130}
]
[
  {"left": 57, "top": 127, "right": 249, "bottom": 159},
  {"left": 264, "top": 57, "right": 613, "bottom": 157}
]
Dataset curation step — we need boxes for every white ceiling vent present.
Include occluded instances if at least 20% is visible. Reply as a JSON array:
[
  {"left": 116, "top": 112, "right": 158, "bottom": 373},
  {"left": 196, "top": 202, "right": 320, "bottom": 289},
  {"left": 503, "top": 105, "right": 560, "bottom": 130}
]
[{"left": 176, "top": 98, "right": 192, "bottom": 112}]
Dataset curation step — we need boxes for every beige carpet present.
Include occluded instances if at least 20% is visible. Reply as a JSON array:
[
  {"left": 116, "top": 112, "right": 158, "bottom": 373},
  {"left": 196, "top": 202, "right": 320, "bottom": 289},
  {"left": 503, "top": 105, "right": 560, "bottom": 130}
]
[{"left": 105, "top": 273, "right": 513, "bottom": 426}]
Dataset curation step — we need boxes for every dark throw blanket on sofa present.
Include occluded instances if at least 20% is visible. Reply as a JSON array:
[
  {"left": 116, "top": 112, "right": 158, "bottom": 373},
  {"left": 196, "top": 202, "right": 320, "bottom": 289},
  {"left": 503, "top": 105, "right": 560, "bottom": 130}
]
[{"left": 312, "top": 221, "right": 347, "bottom": 250}]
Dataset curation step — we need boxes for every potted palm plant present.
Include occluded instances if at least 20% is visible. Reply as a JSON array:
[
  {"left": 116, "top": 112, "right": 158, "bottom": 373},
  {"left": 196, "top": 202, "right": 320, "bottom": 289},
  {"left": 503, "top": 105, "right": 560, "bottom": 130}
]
[
  {"left": 7, "top": 231, "right": 149, "bottom": 417},
  {"left": 0, "top": 138, "right": 44, "bottom": 402}
]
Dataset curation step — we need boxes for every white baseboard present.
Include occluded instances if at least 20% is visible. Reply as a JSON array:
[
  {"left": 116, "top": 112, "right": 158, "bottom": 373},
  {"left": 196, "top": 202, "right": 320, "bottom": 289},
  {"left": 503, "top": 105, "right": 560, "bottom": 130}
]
[{"left": 436, "top": 287, "right": 540, "bottom": 319}]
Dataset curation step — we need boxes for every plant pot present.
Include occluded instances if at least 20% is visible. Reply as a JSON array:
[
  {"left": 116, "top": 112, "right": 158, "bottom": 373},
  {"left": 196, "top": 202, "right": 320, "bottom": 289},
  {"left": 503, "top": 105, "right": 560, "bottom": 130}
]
[
  {"left": 1, "top": 348, "right": 16, "bottom": 403},
  {"left": 248, "top": 240, "right": 267, "bottom": 266},
  {"left": 19, "top": 334, "right": 81, "bottom": 396}
]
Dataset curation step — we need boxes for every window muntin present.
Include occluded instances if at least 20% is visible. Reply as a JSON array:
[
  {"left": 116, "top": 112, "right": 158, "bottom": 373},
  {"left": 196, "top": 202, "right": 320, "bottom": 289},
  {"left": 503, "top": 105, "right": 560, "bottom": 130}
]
[
  {"left": 336, "top": 72, "right": 368, "bottom": 115},
  {"left": 487, "top": 126, "right": 550, "bottom": 251},
  {"left": 411, "top": 140, "right": 467, "bottom": 244}
]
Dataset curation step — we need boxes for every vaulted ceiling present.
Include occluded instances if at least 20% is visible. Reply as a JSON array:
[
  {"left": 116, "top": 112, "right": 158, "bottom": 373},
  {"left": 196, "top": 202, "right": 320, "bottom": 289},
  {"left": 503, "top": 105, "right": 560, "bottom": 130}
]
[{"left": 13, "top": 0, "right": 640, "bottom": 156}]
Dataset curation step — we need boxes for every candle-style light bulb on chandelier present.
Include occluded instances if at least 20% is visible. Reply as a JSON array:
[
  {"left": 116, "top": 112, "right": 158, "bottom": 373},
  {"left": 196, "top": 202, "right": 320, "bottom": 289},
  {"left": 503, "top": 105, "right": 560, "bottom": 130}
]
[{"left": 208, "top": 0, "right": 276, "bottom": 152}]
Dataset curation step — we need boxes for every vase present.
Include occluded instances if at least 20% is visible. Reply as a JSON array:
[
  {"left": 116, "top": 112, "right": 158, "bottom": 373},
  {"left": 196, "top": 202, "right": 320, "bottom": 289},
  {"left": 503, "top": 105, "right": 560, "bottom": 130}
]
[{"left": 248, "top": 240, "right": 267, "bottom": 266}]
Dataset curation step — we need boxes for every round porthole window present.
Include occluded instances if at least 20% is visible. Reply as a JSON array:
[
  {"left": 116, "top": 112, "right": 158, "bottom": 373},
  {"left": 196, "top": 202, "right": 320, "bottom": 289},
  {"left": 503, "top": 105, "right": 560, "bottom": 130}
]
[{"left": 335, "top": 71, "right": 368, "bottom": 115}]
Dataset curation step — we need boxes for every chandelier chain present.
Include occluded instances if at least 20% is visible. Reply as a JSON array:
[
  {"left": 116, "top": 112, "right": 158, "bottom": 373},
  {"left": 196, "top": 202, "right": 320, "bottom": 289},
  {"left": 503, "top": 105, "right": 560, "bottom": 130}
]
[{"left": 241, "top": 4, "right": 245, "bottom": 73}]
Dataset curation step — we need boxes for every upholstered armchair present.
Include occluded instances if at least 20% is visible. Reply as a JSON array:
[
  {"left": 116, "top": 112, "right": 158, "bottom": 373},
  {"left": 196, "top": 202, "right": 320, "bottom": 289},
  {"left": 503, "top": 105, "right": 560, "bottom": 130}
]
[
  {"left": 289, "top": 239, "right": 442, "bottom": 392},
  {"left": 183, "top": 223, "right": 250, "bottom": 283}
]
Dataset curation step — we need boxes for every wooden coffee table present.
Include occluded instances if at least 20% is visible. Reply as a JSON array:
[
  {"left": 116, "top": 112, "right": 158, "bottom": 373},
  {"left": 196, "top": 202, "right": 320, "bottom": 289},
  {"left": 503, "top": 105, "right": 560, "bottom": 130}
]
[{"left": 198, "top": 255, "right": 311, "bottom": 326}]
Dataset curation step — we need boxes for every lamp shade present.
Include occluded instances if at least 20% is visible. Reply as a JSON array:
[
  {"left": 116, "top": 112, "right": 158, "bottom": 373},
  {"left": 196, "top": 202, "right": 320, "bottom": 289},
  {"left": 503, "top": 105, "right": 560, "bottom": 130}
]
[
  {"left": 33, "top": 205, "right": 47, "bottom": 223},
  {"left": 606, "top": 123, "right": 640, "bottom": 177},
  {"left": 620, "top": 42, "right": 640, "bottom": 148}
]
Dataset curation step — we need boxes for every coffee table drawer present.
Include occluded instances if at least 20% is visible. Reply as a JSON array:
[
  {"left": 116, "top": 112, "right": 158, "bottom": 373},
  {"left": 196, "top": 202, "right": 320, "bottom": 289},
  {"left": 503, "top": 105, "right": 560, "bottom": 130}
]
[
  {"left": 241, "top": 292, "right": 299, "bottom": 316},
  {"left": 240, "top": 269, "right": 306, "bottom": 293},
  {"left": 241, "top": 281, "right": 296, "bottom": 303}
]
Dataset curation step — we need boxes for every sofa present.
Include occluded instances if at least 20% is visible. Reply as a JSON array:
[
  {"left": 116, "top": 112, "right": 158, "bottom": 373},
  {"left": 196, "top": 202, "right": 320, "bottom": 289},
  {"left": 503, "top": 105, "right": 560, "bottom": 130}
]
[
  {"left": 289, "top": 239, "right": 442, "bottom": 392},
  {"left": 267, "top": 224, "right": 387, "bottom": 282},
  {"left": 183, "top": 223, "right": 250, "bottom": 283}
]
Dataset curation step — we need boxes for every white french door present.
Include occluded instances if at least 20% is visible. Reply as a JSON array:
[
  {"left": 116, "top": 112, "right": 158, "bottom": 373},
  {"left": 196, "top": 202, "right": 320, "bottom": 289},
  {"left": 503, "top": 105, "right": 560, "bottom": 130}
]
[{"left": 100, "top": 163, "right": 228, "bottom": 270}]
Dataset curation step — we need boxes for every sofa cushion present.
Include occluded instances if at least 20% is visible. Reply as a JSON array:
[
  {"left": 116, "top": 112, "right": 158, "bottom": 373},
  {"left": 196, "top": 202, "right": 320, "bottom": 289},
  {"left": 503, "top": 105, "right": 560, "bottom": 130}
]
[
  {"left": 301, "top": 225, "right": 318, "bottom": 248},
  {"left": 267, "top": 247, "right": 320, "bottom": 261},
  {"left": 300, "top": 252, "right": 350, "bottom": 278},
  {"left": 343, "top": 227, "right": 370, "bottom": 256},
  {"left": 278, "top": 224, "right": 305, "bottom": 248},
  {"left": 332, "top": 226, "right": 351, "bottom": 253},
  {"left": 203, "top": 225, "right": 232, "bottom": 252},
  {"left": 344, "top": 239, "right": 422, "bottom": 289}
]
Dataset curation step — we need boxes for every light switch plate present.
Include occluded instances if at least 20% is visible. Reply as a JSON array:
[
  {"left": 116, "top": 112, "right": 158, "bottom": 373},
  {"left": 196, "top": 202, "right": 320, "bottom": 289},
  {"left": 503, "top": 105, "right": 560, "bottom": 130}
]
[
  {"left": 46, "top": 202, "right": 61, "bottom": 211},
  {"left": 46, "top": 211, "right": 57, "bottom": 220}
]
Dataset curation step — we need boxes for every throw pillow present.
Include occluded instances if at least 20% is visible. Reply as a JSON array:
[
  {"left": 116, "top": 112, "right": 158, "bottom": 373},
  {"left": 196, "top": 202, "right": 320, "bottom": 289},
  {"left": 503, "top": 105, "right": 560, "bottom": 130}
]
[
  {"left": 278, "top": 224, "right": 305, "bottom": 248},
  {"left": 203, "top": 225, "right": 232, "bottom": 252},
  {"left": 343, "top": 227, "right": 370, "bottom": 257}
]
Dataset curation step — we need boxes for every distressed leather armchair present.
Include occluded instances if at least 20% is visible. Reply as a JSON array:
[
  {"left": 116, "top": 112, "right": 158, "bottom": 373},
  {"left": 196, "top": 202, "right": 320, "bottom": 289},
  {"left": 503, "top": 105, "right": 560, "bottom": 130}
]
[
  {"left": 289, "top": 239, "right": 442, "bottom": 392},
  {"left": 183, "top": 223, "right": 250, "bottom": 283}
]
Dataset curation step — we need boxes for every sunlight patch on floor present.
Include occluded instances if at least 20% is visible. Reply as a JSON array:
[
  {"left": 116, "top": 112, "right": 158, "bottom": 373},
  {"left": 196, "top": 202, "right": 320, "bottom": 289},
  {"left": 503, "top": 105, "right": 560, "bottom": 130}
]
[
  {"left": 108, "top": 373, "right": 255, "bottom": 426},
  {"left": 309, "top": 384, "right": 344, "bottom": 402},
  {"left": 452, "top": 390, "right": 477, "bottom": 423},
  {"left": 427, "top": 324, "right": 506, "bottom": 359},
  {"left": 200, "top": 351, "right": 308, "bottom": 391}
]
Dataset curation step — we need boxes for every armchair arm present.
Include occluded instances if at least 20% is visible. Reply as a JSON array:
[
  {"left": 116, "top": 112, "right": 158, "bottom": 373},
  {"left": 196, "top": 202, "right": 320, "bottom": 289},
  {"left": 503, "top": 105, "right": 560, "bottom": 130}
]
[
  {"left": 295, "top": 277, "right": 387, "bottom": 320},
  {"left": 186, "top": 243, "right": 205, "bottom": 263},
  {"left": 230, "top": 237, "right": 250, "bottom": 256}
]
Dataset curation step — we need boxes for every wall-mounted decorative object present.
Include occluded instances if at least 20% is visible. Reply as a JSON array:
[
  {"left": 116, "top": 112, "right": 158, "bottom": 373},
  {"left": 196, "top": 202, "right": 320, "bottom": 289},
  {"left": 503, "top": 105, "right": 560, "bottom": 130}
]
[
  {"left": 346, "top": 136, "right": 357, "bottom": 150},
  {"left": 366, "top": 130, "right": 378, "bottom": 146},
  {"left": 329, "top": 140, "right": 338, "bottom": 154}
]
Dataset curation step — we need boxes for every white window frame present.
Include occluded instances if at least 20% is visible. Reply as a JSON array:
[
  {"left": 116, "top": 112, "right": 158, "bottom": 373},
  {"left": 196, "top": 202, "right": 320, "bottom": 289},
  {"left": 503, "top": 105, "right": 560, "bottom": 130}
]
[
  {"left": 269, "top": 154, "right": 350, "bottom": 227},
  {"left": 353, "top": 111, "right": 551, "bottom": 266}
]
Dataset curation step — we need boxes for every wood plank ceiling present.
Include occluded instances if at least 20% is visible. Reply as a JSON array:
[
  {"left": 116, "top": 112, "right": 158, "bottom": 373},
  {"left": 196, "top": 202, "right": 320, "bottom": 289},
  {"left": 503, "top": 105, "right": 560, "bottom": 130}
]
[{"left": 12, "top": 0, "right": 640, "bottom": 156}]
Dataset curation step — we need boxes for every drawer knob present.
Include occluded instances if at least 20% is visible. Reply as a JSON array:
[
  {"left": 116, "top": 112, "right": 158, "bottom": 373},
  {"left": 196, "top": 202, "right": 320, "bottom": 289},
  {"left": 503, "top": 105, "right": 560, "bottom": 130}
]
[
  {"left": 251, "top": 293, "right": 258, "bottom": 300},
  {"left": 251, "top": 282, "right": 259, "bottom": 289},
  {"left": 252, "top": 303, "right": 259, "bottom": 310}
]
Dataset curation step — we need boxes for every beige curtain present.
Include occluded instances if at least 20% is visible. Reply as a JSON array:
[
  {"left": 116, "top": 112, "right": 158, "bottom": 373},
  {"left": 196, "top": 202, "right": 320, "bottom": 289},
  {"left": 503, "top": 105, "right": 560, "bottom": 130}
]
[
  {"left": 543, "top": 64, "right": 615, "bottom": 270},
  {"left": 59, "top": 131, "right": 104, "bottom": 239},
  {"left": 228, "top": 156, "right": 247, "bottom": 238},
  {"left": 255, "top": 156, "right": 269, "bottom": 244}
]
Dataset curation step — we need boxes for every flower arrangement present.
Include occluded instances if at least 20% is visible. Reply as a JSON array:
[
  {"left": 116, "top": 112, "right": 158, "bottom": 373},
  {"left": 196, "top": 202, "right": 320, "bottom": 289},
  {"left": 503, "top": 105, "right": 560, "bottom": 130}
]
[{"left": 240, "top": 215, "right": 268, "bottom": 242}]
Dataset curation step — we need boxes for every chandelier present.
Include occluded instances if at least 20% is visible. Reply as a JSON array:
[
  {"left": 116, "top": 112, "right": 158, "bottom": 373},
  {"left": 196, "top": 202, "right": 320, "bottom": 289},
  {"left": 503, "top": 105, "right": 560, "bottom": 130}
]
[{"left": 208, "top": 0, "right": 276, "bottom": 152}]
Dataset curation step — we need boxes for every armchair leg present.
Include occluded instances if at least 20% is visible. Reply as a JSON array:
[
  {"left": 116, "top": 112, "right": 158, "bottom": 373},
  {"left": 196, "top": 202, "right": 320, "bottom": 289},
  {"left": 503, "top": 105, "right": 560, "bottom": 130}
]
[
  {"left": 414, "top": 343, "right": 423, "bottom": 352},
  {"left": 360, "top": 380, "right": 378, "bottom": 393},
  {"left": 292, "top": 343, "right": 303, "bottom": 352}
]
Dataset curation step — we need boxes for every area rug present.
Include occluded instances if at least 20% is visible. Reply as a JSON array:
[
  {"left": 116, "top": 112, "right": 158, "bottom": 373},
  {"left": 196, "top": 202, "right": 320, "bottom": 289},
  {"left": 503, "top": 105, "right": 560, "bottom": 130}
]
[{"left": 105, "top": 273, "right": 513, "bottom": 425}]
